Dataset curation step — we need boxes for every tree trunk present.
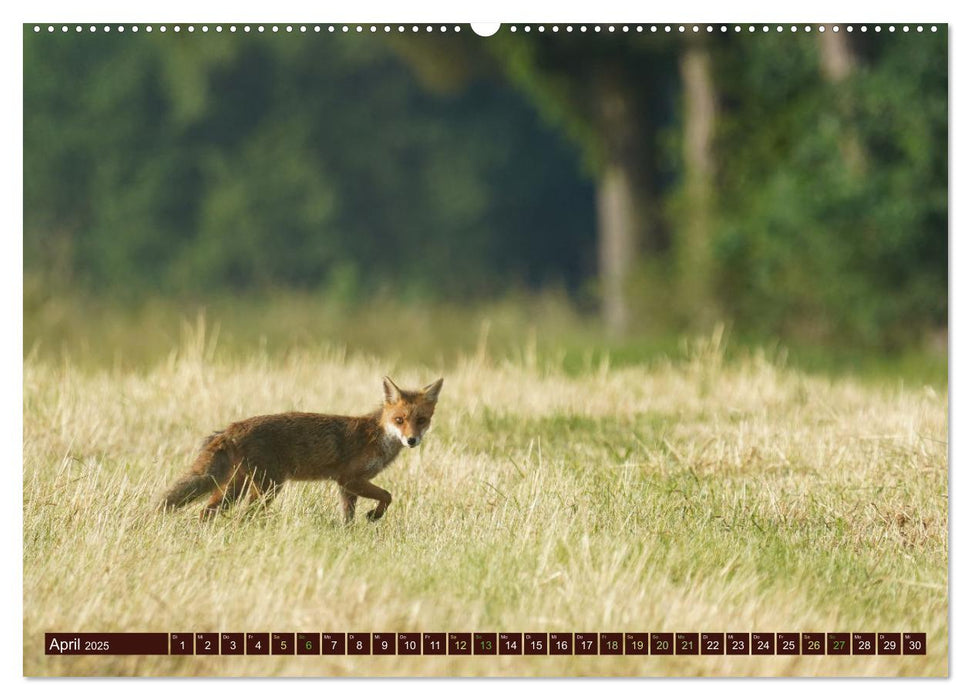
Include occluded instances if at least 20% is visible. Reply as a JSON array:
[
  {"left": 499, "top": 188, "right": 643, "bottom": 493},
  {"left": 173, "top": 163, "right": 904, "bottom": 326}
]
[
  {"left": 818, "top": 25, "right": 855, "bottom": 82},
  {"left": 596, "top": 162, "right": 636, "bottom": 336},
  {"left": 595, "top": 78, "right": 640, "bottom": 337},
  {"left": 818, "top": 25, "right": 864, "bottom": 173},
  {"left": 678, "top": 40, "right": 717, "bottom": 322}
]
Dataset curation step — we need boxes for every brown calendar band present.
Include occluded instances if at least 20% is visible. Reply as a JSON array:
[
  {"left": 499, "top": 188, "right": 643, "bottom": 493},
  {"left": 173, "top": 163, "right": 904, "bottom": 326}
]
[
  {"left": 45, "top": 633, "right": 168, "bottom": 655},
  {"left": 44, "top": 632, "right": 928, "bottom": 655}
]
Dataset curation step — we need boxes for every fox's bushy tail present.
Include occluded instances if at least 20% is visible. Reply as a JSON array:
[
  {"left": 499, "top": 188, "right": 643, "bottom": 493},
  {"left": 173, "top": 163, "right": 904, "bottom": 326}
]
[
  {"left": 160, "top": 472, "right": 215, "bottom": 510},
  {"left": 158, "top": 431, "right": 232, "bottom": 511}
]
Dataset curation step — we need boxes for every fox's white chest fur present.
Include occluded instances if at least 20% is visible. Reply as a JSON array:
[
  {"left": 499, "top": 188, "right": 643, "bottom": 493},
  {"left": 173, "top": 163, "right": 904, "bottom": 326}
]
[{"left": 361, "top": 434, "right": 403, "bottom": 478}]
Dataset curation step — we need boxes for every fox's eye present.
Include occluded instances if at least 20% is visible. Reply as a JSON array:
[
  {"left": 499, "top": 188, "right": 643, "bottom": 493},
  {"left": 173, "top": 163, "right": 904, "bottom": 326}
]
[
  {"left": 417, "top": 417, "right": 427, "bottom": 425},
  {"left": 394, "top": 417, "right": 404, "bottom": 425}
]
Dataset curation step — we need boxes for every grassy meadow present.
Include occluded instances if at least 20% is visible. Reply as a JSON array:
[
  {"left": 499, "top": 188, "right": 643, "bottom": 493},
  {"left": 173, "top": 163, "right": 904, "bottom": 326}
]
[{"left": 22, "top": 303, "right": 948, "bottom": 677}]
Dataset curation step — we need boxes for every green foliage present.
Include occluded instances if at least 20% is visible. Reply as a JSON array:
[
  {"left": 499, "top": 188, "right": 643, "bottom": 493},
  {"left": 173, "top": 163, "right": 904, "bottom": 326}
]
[
  {"left": 24, "top": 27, "right": 947, "bottom": 352},
  {"left": 486, "top": 30, "right": 680, "bottom": 173},
  {"left": 24, "top": 29, "right": 594, "bottom": 298},
  {"left": 709, "top": 31, "right": 947, "bottom": 347}
]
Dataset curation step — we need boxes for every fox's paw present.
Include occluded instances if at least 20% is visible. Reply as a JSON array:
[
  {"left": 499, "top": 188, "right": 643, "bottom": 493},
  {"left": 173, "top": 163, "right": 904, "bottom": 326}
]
[
  {"left": 199, "top": 507, "right": 220, "bottom": 522},
  {"left": 365, "top": 508, "right": 385, "bottom": 522}
]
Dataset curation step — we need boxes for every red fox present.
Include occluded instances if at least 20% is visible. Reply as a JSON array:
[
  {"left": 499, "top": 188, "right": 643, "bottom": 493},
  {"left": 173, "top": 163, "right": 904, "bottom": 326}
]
[{"left": 159, "top": 376, "right": 443, "bottom": 522}]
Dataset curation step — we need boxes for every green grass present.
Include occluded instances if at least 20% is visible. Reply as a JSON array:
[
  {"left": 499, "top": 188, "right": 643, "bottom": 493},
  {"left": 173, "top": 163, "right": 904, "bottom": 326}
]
[
  {"left": 23, "top": 323, "right": 948, "bottom": 676},
  {"left": 24, "top": 290, "right": 947, "bottom": 388}
]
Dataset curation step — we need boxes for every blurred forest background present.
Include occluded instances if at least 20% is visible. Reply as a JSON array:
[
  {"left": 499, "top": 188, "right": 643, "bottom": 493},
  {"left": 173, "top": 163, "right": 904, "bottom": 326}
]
[{"left": 23, "top": 25, "right": 948, "bottom": 383}]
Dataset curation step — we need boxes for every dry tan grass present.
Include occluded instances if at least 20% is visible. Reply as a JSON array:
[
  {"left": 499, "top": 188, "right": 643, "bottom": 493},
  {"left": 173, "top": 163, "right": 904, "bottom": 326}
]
[{"left": 23, "top": 329, "right": 947, "bottom": 676}]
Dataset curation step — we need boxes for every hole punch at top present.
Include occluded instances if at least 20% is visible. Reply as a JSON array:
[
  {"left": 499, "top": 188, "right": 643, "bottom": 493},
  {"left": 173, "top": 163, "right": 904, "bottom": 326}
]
[{"left": 471, "top": 23, "right": 500, "bottom": 37}]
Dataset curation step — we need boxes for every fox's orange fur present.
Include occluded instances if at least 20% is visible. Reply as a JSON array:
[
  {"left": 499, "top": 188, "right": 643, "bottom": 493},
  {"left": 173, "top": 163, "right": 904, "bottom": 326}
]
[{"left": 159, "top": 376, "right": 443, "bottom": 522}]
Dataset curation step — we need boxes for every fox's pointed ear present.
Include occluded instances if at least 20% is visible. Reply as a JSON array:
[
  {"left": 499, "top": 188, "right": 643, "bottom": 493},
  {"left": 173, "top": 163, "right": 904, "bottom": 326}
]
[
  {"left": 383, "top": 376, "right": 402, "bottom": 404},
  {"left": 422, "top": 378, "right": 444, "bottom": 403}
]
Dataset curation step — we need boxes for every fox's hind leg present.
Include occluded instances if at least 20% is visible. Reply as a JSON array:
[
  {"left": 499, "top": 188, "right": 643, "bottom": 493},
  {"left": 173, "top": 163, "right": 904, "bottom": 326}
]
[
  {"left": 200, "top": 466, "right": 248, "bottom": 520},
  {"left": 247, "top": 472, "right": 283, "bottom": 511},
  {"left": 339, "top": 486, "right": 358, "bottom": 524}
]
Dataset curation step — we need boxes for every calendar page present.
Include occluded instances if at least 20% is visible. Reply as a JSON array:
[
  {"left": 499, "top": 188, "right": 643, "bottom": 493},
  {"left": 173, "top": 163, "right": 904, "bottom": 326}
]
[{"left": 22, "top": 18, "right": 948, "bottom": 678}]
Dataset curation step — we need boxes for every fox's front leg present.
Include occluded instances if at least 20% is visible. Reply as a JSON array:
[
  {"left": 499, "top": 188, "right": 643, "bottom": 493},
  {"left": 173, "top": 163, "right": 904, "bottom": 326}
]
[{"left": 342, "top": 479, "right": 392, "bottom": 522}]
